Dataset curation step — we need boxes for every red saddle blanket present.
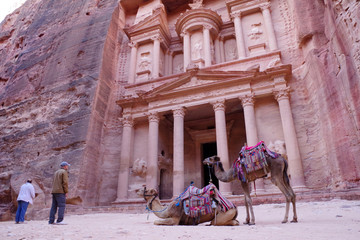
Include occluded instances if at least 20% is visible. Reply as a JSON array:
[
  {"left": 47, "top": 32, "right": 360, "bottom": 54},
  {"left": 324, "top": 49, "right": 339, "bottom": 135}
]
[
  {"left": 180, "top": 183, "right": 235, "bottom": 218},
  {"left": 233, "top": 141, "right": 279, "bottom": 182}
]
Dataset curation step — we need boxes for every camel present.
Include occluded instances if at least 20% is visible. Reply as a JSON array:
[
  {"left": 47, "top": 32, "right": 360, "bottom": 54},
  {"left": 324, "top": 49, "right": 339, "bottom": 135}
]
[
  {"left": 136, "top": 186, "right": 239, "bottom": 226},
  {"left": 203, "top": 153, "right": 297, "bottom": 225}
]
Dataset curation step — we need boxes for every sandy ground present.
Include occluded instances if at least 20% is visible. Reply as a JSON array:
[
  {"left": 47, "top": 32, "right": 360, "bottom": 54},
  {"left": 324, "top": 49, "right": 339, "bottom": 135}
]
[{"left": 1, "top": 199, "right": 360, "bottom": 240}]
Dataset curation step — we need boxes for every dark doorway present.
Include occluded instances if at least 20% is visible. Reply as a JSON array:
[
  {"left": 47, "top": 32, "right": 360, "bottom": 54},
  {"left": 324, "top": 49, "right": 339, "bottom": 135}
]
[{"left": 202, "top": 142, "right": 219, "bottom": 189}]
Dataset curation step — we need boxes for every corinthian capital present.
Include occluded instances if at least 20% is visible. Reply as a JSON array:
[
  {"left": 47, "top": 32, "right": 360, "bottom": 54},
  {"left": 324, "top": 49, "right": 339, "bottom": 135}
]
[
  {"left": 230, "top": 11, "right": 242, "bottom": 19},
  {"left": 240, "top": 94, "right": 255, "bottom": 107},
  {"left": 151, "top": 35, "right": 163, "bottom": 42},
  {"left": 273, "top": 87, "right": 291, "bottom": 101},
  {"left": 148, "top": 112, "right": 160, "bottom": 122},
  {"left": 212, "top": 99, "right": 226, "bottom": 111},
  {"left": 173, "top": 107, "right": 186, "bottom": 118},
  {"left": 128, "top": 41, "right": 138, "bottom": 48},
  {"left": 203, "top": 24, "right": 212, "bottom": 31},
  {"left": 259, "top": 2, "right": 271, "bottom": 11},
  {"left": 180, "top": 30, "right": 189, "bottom": 38},
  {"left": 121, "top": 115, "right": 134, "bottom": 128}
]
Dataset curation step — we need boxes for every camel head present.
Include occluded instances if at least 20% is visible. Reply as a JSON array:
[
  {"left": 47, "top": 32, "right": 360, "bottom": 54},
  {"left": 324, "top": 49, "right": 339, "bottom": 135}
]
[
  {"left": 136, "top": 186, "right": 158, "bottom": 201},
  {"left": 202, "top": 155, "right": 220, "bottom": 165}
]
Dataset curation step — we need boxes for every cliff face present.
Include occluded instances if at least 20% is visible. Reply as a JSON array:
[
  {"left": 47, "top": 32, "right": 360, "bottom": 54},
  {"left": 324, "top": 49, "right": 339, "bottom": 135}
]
[
  {"left": 288, "top": 0, "right": 360, "bottom": 189},
  {"left": 0, "top": 0, "right": 121, "bottom": 220},
  {"left": 0, "top": 0, "right": 359, "bottom": 221}
]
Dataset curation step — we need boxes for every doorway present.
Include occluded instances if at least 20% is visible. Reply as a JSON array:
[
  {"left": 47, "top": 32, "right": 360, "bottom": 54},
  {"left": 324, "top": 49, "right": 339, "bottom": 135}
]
[{"left": 201, "top": 142, "right": 219, "bottom": 189}]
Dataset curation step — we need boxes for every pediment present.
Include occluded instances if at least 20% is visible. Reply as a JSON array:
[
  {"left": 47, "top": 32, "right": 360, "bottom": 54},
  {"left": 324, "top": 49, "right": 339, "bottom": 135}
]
[
  {"left": 125, "top": 7, "right": 170, "bottom": 39},
  {"left": 145, "top": 69, "right": 256, "bottom": 98}
]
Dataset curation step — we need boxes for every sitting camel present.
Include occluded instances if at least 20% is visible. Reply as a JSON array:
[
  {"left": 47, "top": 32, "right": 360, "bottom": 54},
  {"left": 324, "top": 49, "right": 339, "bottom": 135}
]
[
  {"left": 203, "top": 143, "right": 297, "bottom": 225},
  {"left": 136, "top": 184, "right": 239, "bottom": 226}
]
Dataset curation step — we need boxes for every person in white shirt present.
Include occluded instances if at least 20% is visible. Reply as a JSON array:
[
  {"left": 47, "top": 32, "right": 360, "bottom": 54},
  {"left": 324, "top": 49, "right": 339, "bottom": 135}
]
[{"left": 15, "top": 179, "right": 35, "bottom": 224}]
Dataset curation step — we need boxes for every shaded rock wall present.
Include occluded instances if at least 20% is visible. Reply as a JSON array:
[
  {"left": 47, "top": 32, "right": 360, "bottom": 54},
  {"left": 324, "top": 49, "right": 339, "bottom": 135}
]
[
  {"left": 0, "top": 0, "right": 121, "bottom": 219},
  {"left": 289, "top": 0, "right": 360, "bottom": 189}
]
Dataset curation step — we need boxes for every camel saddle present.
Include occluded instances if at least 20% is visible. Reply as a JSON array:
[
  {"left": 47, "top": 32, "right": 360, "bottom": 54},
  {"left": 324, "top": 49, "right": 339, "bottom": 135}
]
[
  {"left": 233, "top": 141, "right": 279, "bottom": 182},
  {"left": 179, "top": 183, "right": 235, "bottom": 218}
]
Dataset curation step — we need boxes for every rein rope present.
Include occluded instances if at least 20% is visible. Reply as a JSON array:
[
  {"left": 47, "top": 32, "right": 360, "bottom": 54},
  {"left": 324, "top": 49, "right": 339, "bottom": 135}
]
[{"left": 142, "top": 186, "right": 168, "bottom": 218}]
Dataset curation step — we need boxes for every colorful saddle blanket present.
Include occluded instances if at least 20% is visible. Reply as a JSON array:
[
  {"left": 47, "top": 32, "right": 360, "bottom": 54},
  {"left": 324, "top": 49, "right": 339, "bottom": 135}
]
[
  {"left": 179, "top": 183, "right": 235, "bottom": 218},
  {"left": 233, "top": 141, "right": 279, "bottom": 182}
]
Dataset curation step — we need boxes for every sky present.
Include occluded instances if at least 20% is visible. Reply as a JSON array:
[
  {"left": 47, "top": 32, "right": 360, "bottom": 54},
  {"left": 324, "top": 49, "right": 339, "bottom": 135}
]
[{"left": 0, "top": 0, "right": 27, "bottom": 23}]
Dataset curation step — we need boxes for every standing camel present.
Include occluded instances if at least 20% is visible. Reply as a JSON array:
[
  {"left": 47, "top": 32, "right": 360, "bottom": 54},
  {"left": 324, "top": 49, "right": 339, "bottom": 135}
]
[{"left": 203, "top": 153, "right": 297, "bottom": 225}]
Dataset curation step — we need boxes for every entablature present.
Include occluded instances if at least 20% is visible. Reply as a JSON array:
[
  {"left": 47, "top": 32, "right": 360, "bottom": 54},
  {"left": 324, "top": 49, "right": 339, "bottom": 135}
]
[{"left": 116, "top": 64, "right": 292, "bottom": 121}]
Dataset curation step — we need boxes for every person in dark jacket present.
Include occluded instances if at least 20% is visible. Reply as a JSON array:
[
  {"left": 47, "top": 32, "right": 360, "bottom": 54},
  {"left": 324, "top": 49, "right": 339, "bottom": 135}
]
[{"left": 48, "top": 161, "right": 70, "bottom": 224}]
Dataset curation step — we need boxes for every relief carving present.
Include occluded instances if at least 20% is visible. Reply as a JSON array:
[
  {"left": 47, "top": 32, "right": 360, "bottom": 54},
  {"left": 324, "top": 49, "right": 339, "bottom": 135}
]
[
  {"left": 138, "top": 52, "right": 151, "bottom": 72},
  {"left": 248, "top": 22, "right": 263, "bottom": 41},
  {"left": 192, "top": 41, "right": 203, "bottom": 60},
  {"left": 174, "top": 63, "right": 184, "bottom": 73},
  {"left": 224, "top": 39, "right": 238, "bottom": 61},
  {"left": 189, "top": 0, "right": 204, "bottom": 9},
  {"left": 131, "top": 158, "right": 147, "bottom": 177},
  {"left": 268, "top": 140, "right": 287, "bottom": 159}
]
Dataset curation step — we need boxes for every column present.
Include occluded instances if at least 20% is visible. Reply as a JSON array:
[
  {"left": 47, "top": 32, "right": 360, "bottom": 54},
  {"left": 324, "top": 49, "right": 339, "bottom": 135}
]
[
  {"left": 168, "top": 51, "right": 173, "bottom": 75},
  {"left": 203, "top": 25, "right": 212, "bottom": 67},
  {"left": 274, "top": 87, "right": 306, "bottom": 189},
  {"left": 212, "top": 100, "right": 232, "bottom": 194},
  {"left": 128, "top": 42, "right": 138, "bottom": 84},
  {"left": 214, "top": 37, "right": 221, "bottom": 64},
  {"left": 146, "top": 112, "right": 160, "bottom": 189},
  {"left": 231, "top": 12, "right": 246, "bottom": 59},
  {"left": 164, "top": 51, "right": 170, "bottom": 76},
  {"left": 115, "top": 115, "right": 134, "bottom": 201},
  {"left": 182, "top": 30, "right": 191, "bottom": 72},
  {"left": 172, "top": 107, "right": 186, "bottom": 197},
  {"left": 240, "top": 94, "right": 266, "bottom": 193},
  {"left": 219, "top": 36, "right": 225, "bottom": 62},
  {"left": 152, "top": 36, "right": 161, "bottom": 78},
  {"left": 260, "top": 2, "right": 278, "bottom": 51}
]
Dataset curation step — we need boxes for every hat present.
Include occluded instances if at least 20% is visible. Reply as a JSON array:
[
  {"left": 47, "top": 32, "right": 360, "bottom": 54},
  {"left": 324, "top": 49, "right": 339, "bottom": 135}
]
[{"left": 60, "top": 161, "right": 71, "bottom": 167}]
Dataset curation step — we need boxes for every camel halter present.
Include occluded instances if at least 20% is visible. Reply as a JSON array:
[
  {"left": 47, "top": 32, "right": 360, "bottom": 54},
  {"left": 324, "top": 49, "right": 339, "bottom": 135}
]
[{"left": 142, "top": 186, "right": 158, "bottom": 210}]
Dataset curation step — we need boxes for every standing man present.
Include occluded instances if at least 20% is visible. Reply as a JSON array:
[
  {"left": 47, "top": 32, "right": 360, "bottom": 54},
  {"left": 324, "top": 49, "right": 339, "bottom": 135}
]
[
  {"left": 49, "top": 161, "right": 70, "bottom": 225},
  {"left": 15, "top": 179, "right": 35, "bottom": 224}
]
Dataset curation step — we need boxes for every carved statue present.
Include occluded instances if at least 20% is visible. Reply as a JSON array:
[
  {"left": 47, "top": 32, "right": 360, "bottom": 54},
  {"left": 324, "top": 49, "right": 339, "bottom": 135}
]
[
  {"left": 131, "top": 158, "right": 147, "bottom": 177},
  {"left": 138, "top": 52, "right": 151, "bottom": 72},
  {"left": 189, "top": 0, "right": 204, "bottom": 9},
  {"left": 192, "top": 41, "right": 202, "bottom": 60},
  {"left": 248, "top": 22, "right": 263, "bottom": 41},
  {"left": 268, "top": 140, "right": 287, "bottom": 159}
]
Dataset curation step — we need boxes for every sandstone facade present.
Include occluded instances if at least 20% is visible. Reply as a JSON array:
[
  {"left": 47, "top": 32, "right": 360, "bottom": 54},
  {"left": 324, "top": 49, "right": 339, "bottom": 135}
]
[{"left": 0, "top": 0, "right": 359, "bottom": 220}]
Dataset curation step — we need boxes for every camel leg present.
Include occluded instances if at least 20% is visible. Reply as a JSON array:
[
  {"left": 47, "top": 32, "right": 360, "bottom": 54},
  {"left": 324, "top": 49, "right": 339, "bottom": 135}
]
[
  {"left": 287, "top": 186, "right": 297, "bottom": 223},
  {"left": 241, "top": 182, "right": 255, "bottom": 225},
  {"left": 154, "top": 217, "right": 180, "bottom": 225},
  {"left": 272, "top": 176, "right": 296, "bottom": 223},
  {"left": 211, "top": 209, "right": 239, "bottom": 226}
]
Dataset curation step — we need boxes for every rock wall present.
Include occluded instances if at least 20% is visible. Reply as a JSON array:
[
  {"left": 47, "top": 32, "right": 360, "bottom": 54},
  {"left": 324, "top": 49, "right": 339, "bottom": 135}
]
[
  {"left": 0, "top": 0, "right": 121, "bottom": 220},
  {"left": 289, "top": 0, "right": 360, "bottom": 189}
]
